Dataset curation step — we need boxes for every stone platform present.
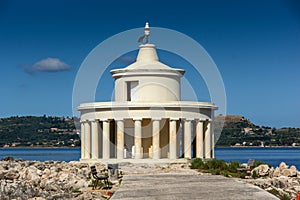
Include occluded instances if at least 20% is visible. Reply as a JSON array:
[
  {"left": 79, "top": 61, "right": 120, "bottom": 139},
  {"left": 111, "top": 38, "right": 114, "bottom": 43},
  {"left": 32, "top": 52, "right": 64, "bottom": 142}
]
[{"left": 111, "top": 163, "right": 278, "bottom": 200}]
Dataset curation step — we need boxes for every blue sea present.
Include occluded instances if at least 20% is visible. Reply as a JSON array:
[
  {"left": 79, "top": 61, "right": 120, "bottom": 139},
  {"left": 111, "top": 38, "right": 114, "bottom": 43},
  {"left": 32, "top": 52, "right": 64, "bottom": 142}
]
[
  {"left": 0, "top": 148, "right": 80, "bottom": 162},
  {"left": 0, "top": 147, "right": 300, "bottom": 169},
  {"left": 215, "top": 147, "right": 300, "bottom": 169}
]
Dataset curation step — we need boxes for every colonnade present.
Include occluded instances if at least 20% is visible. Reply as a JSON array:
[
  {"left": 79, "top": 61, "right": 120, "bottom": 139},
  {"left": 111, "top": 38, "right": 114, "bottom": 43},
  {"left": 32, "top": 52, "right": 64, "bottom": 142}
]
[{"left": 80, "top": 118, "right": 214, "bottom": 160}]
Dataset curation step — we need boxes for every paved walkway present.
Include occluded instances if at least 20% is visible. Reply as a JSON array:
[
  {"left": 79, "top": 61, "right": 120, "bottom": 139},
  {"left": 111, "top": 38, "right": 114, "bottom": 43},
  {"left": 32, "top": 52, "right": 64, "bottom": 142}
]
[{"left": 111, "top": 173, "right": 278, "bottom": 200}]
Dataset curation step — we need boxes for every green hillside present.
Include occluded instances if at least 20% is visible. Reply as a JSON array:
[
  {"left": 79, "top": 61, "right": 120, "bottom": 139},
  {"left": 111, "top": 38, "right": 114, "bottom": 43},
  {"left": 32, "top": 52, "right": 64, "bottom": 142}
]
[
  {"left": 0, "top": 115, "right": 299, "bottom": 148},
  {"left": 215, "top": 115, "right": 300, "bottom": 147},
  {"left": 0, "top": 116, "right": 80, "bottom": 147}
]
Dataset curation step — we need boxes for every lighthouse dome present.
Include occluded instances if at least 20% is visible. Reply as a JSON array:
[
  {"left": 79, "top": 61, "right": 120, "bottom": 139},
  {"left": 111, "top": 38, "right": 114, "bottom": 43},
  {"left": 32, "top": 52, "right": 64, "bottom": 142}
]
[{"left": 110, "top": 43, "right": 185, "bottom": 102}]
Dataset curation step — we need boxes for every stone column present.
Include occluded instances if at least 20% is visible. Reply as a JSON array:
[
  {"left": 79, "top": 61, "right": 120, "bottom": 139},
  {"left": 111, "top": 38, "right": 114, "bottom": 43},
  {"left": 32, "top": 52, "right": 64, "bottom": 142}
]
[
  {"left": 204, "top": 121, "right": 212, "bottom": 159},
  {"left": 211, "top": 114, "right": 215, "bottom": 158},
  {"left": 80, "top": 121, "right": 85, "bottom": 160},
  {"left": 196, "top": 120, "right": 204, "bottom": 158},
  {"left": 102, "top": 119, "right": 110, "bottom": 159},
  {"left": 134, "top": 118, "right": 143, "bottom": 159},
  {"left": 91, "top": 120, "right": 99, "bottom": 159},
  {"left": 178, "top": 120, "right": 183, "bottom": 158},
  {"left": 116, "top": 119, "right": 124, "bottom": 159},
  {"left": 212, "top": 130, "right": 215, "bottom": 158},
  {"left": 169, "top": 118, "right": 178, "bottom": 159},
  {"left": 84, "top": 121, "right": 91, "bottom": 159},
  {"left": 184, "top": 119, "right": 192, "bottom": 159},
  {"left": 98, "top": 121, "right": 103, "bottom": 158},
  {"left": 152, "top": 119, "right": 161, "bottom": 159}
]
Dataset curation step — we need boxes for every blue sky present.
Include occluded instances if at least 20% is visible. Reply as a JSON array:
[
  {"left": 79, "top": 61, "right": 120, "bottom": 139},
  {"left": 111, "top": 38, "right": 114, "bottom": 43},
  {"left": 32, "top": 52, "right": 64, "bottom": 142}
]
[{"left": 0, "top": 0, "right": 299, "bottom": 128}]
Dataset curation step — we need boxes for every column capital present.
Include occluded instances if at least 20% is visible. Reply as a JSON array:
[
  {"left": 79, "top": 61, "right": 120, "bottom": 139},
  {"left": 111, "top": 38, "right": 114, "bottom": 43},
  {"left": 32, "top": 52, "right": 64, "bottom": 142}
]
[
  {"left": 90, "top": 119, "right": 99, "bottom": 122},
  {"left": 152, "top": 118, "right": 161, "bottom": 121},
  {"left": 195, "top": 118, "right": 205, "bottom": 122},
  {"left": 100, "top": 118, "right": 110, "bottom": 122},
  {"left": 114, "top": 118, "right": 124, "bottom": 121},
  {"left": 170, "top": 118, "right": 179, "bottom": 121},
  {"left": 133, "top": 118, "right": 143, "bottom": 121},
  {"left": 184, "top": 118, "right": 194, "bottom": 122}
]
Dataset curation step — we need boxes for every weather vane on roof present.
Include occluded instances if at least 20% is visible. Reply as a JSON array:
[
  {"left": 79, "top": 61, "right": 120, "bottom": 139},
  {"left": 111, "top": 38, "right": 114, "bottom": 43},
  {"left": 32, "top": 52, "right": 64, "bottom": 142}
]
[{"left": 138, "top": 22, "right": 150, "bottom": 44}]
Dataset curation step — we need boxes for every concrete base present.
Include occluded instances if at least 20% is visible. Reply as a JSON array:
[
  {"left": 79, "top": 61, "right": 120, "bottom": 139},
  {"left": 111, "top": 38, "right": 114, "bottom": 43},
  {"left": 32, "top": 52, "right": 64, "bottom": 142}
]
[
  {"left": 80, "top": 158, "right": 189, "bottom": 164},
  {"left": 111, "top": 173, "right": 279, "bottom": 200}
]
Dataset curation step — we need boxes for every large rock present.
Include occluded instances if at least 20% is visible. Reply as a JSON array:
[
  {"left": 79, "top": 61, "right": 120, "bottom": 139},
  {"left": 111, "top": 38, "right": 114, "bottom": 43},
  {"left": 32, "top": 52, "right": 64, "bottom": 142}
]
[
  {"left": 251, "top": 164, "right": 271, "bottom": 176},
  {"left": 279, "top": 162, "right": 288, "bottom": 170},
  {"left": 4, "top": 170, "right": 20, "bottom": 180},
  {"left": 293, "top": 186, "right": 300, "bottom": 191},
  {"left": 272, "top": 164, "right": 297, "bottom": 177},
  {"left": 245, "top": 161, "right": 300, "bottom": 199},
  {"left": 0, "top": 171, "right": 6, "bottom": 179},
  {"left": 290, "top": 165, "right": 297, "bottom": 177},
  {"left": 41, "top": 168, "right": 51, "bottom": 179},
  {"left": 26, "top": 166, "right": 41, "bottom": 186},
  {"left": 0, "top": 160, "right": 103, "bottom": 199},
  {"left": 1, "top": 156, "right": 14, "bottom": 161},
  {"left": 58, "top": 171, "right": 69, "bottom": 182},
  {"left": 282, "top": 168, "right": 297, "bottom": 177},
  {"left": 269, "top": 177, "right": 290, "bottom": 189},
  {"left": 282, "top": 169, "right": 293, "bottom": 177},
  {"left": 272, "top": 167, "right": 281, "bottom": 177}
]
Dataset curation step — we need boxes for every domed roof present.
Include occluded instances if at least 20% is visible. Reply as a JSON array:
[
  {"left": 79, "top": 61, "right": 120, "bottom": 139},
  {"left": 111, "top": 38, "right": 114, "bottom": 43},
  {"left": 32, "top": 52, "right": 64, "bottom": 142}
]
[{"left": 110, "top": 43, "right": 185, "bottom": 78}]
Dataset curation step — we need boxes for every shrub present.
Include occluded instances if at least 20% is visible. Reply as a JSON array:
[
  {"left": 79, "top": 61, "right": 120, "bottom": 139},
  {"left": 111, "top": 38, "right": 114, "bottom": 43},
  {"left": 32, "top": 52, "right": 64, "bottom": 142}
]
[
  {"left": 206, "top": 159, "right": 228, "bottom": 171},
  {"left": 253, "top": 160, "right": 265, "bottom": 168},
  {"left": 252, "top": 170, "right": 258, "bottom": 179},
  {"left": 190, "top": 158, "right": 250, "bottom": 179},
  {"left": 190, "top": 158, "right": 205, "bottom": 169},
  {"left": 208, "top": 169, "right": 221, "bottom": 175},
  {"left": 280, "top": 193, "right": 291, "bottom": 200},
  {"left": 268, "top": 189, "right": 291, "bottom": 200},
  {"left": 220, "top": 170, "right": 229, "bottom": 177},
  {"left": 228, "top": 161, "right": 240, "bottom": 173},
  {"left": 239, "top": 172, "right": 246, "bottom": 179},
  {"left": 268, "top": 188, "right": 280, "bottom": 196},
  {"left": 56, "top": 168, "right": 62, "bottom": 172},
  {"left": 72, "top": 188, "right": 81, "bottom": 193},
  {"left": 89, "top": 180, "right": 104, "bottom": 188}
]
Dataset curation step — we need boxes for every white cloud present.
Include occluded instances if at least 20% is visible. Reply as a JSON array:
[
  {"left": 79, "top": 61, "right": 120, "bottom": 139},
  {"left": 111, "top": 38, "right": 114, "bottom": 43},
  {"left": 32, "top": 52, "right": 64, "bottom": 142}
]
[
  {"left": 21, "top": 57, "right": 71, "bottom": 74},
  {"left": 32, "top": 57, "right": 70, "bottom": 72},
  {"left": 115, "top": 55, "right": 136, "bottom": 64}
]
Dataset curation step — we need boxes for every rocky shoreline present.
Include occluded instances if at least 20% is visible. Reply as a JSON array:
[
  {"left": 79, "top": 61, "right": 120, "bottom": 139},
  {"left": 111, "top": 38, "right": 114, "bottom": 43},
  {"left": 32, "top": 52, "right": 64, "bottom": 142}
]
[
  {"left": 0, "top": 157, "right": 119, "bottom": 200},
  {"left": 1, "top": 157, "right": 300, "bottom": 200},
  {"left": 246, "top": 162, "right": 300, "bottom": 199}
]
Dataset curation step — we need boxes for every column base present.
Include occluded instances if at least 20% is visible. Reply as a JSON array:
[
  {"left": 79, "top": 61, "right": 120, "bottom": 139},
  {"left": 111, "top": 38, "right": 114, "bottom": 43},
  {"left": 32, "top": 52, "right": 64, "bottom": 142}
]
[{"left": 79, "top": 158, "right": 189, "bottom": 164}]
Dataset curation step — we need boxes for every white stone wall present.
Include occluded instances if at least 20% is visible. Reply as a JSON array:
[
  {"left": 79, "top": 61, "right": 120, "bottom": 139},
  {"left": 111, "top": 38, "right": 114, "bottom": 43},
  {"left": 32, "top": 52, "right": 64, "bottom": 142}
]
[{"left": 114, "top": 75, "right": 181, "bottom": 102}]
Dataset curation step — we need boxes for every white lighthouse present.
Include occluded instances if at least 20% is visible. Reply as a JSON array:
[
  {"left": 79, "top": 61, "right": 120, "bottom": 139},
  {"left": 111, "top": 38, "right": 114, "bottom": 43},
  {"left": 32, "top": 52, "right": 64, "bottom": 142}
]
[{"left": 78, "top": 23, "right": 217, "bottom": 162}]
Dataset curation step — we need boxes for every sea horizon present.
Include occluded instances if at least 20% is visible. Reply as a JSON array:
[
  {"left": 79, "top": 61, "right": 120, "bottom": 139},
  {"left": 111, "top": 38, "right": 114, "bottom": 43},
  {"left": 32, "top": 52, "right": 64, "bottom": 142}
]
[{"left": 1, "top": 147, "right": 300, "bottom": 169}]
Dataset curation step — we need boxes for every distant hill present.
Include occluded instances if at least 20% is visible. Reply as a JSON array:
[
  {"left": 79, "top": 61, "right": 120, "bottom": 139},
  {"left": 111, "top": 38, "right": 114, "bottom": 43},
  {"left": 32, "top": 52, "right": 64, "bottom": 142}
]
[
  {"left": 0, "top": 115, "right": 299, "bottom": 148},
  {"left": 0, "top": 116, "right": 80, "bottom": 147},
  {"left": 215, "top": 115, "right": 300, "bottom": 147}
]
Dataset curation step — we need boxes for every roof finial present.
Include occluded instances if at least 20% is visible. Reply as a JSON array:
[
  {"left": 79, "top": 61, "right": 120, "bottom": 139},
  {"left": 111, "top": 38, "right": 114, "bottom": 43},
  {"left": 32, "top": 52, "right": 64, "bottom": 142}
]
[{"left": 138, "top": 22, "right": 150, "bottom": 44}]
